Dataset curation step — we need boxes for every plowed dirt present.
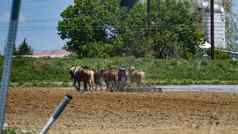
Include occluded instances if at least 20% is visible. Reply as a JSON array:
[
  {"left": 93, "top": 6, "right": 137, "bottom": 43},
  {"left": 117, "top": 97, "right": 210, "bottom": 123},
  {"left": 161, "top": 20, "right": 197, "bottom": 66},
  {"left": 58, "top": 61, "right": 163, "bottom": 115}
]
[{"left": 6, "top": 87, "right": 238, "bottom": 134}]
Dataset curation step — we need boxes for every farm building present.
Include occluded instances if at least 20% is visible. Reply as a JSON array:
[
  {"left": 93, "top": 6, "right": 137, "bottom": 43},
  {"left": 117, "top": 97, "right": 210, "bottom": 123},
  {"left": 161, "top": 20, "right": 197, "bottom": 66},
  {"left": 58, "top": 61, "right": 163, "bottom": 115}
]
[{"left": 30, "top": 49, "right": 71, "bottom": 58}]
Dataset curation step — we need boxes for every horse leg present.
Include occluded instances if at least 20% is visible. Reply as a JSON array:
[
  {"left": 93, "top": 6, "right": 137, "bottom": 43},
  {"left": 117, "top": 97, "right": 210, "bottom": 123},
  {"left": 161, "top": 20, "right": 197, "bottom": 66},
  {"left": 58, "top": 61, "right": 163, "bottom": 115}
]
[
  {"left": 89, "top": 80, "right": 93, "bottom": 92},
  {"left": 73, "top": 79, "right": 76, "bottom": 87},
  {"left": 75, "top": 80, "right": 80, "bottom": 92},
  {"left": 113, "top": 79, "right": 117, "bottom": 91},
  {"left": 82, "top": 81, "right": 86, "bottom": 92},
  {"left": 91, "top": 80, "right": 95, "bottom": 92},
  {"left": 116, "top": 81, "right": 119, "bottom": 91},
  {"left": 87, "top": 81, "right": 91, "bottom": 92},
  {"left": 73, "top": 79, "right": 79, "bottom": 90},
  {"left": 95, "top": 84, "right": 98, "bottom": 91},
  {"left": 108, "top": 81, "right": 112, "bottom": 92},
  {"left": 94, "top": 80, "right": 98, "bottom": 91},
  {"left": 110, "top": 81, "right": 114, "bottom": 92},
  {"left": 96, "top": 80, "right": 101, "bottom": 91},
  {"left": 105, "top": 80, "right": 109, "bottom": 91},
  {"left": 113, "top": 80, "right": 117, "bottom": 92}
]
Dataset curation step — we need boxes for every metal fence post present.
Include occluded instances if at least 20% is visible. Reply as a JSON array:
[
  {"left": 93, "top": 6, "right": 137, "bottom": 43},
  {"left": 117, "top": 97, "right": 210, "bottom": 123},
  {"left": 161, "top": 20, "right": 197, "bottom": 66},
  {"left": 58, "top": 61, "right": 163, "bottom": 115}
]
[
  {"left": 0, "top": 0, "right": 21, "bottom": 133},
  {"left": 39, "top": 95, "right": 73, "bottom": 134}
]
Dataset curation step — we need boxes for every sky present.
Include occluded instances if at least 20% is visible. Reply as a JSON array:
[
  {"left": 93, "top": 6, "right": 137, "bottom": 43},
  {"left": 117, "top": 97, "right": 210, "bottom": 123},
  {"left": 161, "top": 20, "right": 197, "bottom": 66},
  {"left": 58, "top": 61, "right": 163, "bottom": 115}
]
[
  {"left": 0, "top": 0, "right": 73, "bottom": 53},
  {"left": 0, "top": 0, "right": 238, "bottom": 53},
  {"left": 235, "top": 1, "right": 238, "bottom": 10}
]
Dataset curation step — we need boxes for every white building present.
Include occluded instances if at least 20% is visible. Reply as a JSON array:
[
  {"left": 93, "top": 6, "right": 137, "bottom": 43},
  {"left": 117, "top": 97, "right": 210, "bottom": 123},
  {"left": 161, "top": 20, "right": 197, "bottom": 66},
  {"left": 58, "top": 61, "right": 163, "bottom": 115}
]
[
  {"left": 203, "top": 11, "right": 226, "bottom": 49},
  {"left": 198, "top": 0, "right": 226, "bottom": 49}
]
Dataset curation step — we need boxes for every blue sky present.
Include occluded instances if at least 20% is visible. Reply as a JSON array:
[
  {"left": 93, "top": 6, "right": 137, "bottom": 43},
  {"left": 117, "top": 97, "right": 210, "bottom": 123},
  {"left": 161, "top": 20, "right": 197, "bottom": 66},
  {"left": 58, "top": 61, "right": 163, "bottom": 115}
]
[
  {"left": 0, "top": 0, "right": 238, "bottom": 53},
  {"left": 0, "top": 0, "right": 73, "bottom": 52}
]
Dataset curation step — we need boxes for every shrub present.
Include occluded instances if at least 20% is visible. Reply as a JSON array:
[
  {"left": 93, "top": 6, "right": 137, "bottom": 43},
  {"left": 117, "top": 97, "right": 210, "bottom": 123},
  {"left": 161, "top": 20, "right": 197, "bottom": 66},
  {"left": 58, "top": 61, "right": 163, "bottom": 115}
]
[
  {"left": 0, "top": 57, "right": 238, "bottom": 85},
  {"left": 214, "top": 50, "right": 230, "bottom": 60},
  {"left": 3, "top": 128, "right": 16, "bottom": 134}
]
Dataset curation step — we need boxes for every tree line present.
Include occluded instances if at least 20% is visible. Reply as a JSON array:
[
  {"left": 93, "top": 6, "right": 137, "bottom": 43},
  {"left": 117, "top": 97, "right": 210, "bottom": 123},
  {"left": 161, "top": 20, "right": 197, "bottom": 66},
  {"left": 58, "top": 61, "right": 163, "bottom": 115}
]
[{"left": 58, "top": 0, "right": 236, "bottom": 59}]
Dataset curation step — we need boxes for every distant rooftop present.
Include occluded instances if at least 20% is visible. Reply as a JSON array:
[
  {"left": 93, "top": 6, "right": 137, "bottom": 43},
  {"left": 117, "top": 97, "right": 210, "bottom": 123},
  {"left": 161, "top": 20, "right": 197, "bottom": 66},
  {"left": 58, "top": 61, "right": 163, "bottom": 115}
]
[{"left": 32, "top": 49, "right": 70, "bottom": 58}]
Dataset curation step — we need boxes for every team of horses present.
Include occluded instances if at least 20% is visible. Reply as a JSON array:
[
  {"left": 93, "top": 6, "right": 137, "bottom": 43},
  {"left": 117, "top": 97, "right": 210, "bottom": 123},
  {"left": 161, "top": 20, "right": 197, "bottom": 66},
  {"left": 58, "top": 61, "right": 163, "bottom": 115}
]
[{"left": 69, "top": 65, "right": 145, "bottom": 92}]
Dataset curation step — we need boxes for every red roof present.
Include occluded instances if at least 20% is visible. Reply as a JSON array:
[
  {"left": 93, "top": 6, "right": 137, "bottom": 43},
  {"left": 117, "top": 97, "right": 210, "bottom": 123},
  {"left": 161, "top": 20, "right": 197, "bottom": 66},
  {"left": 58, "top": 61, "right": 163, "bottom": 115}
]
[{"left": 33, "top": 50, "right": 70, "bottom": 58}]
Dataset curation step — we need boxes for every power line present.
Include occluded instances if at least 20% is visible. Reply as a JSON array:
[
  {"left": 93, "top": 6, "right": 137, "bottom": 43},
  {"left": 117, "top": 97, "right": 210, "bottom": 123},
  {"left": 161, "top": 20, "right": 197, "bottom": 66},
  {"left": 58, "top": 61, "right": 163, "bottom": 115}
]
[{"left": 0, "top": 23, "right": 176, "bottom": 32}]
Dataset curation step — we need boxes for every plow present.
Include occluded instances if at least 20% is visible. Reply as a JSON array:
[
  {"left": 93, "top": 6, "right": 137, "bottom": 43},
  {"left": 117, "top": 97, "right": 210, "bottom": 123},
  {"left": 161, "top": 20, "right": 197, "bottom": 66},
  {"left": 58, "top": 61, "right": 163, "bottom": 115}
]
[{"left": 122, "top": 84, "right": 163, "bottom": 92}]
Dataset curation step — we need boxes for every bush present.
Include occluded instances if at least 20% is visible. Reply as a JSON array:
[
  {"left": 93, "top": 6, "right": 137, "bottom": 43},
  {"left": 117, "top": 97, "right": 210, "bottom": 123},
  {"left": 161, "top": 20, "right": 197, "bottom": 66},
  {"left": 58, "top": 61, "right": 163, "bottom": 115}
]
[
  {"left": 3, "top": 129, "right": 16, "bottom": 134},
  {"left": 214, "top": 50, "right": 230, "bottom": 60},
  {"left": 183, "top": 52, "right": 194, "bottom": 60},
  {"left": 0, "top": 57, "right": 238, "bottom": 85}
]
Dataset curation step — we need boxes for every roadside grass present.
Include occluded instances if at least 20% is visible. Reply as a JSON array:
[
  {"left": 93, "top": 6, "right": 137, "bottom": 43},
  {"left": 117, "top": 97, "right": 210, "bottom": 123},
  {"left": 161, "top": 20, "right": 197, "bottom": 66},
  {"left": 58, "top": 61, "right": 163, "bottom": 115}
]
[
  {"left": 1, "top": 57, "right": 238, "bottom": 85},
  {"left": 3, "top": 128, "right": 16, "bottom": 134}
]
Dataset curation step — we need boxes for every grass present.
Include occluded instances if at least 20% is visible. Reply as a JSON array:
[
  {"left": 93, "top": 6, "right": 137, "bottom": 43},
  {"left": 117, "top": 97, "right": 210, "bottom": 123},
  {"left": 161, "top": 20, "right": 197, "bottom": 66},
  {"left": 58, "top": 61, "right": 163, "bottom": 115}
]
[
  {"left": 1, "top": 57, "right": 238, "bottom": 85},
  {"left": 3, "top": 128, "right": 16, "bottom": 134}
]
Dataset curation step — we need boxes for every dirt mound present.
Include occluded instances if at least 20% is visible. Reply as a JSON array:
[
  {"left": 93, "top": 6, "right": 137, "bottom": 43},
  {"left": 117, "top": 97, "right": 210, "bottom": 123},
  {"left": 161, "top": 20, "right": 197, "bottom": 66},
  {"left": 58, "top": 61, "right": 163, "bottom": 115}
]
[{"left": 6, "top": 87, "right": 238, "bottom": 134}]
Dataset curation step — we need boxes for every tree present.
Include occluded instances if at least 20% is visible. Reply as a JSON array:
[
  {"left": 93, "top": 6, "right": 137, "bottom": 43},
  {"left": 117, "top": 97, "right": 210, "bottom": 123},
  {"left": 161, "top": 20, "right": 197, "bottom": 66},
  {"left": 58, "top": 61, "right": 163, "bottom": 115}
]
[
  {"left": 121, "top": 0, "right": 203, "bottom": 58},
  {"left": 58, "top": 0, "right": 126, "bottom": 57},
  {"left": 58, "top": 0, "right": 203, "bottom": 58},
  {"left": 16, "top": 39, "right": 33, "bottom": 55}
]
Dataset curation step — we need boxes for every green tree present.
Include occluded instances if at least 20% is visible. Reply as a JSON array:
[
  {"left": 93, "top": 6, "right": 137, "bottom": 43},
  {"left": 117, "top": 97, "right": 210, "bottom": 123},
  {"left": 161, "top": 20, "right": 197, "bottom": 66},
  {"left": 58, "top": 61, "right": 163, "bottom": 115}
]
[
  {"left": 121, "top": 0, "right": 203, "bottom": 58},
  {"left": 16, "top": 39, "right": 33, "bottom": 55},
  {"left": 58, "top": 0, "right": 126, "bottom": 57},
  {"left": 153, "top": 0, "right": 203, "bottom": 59},
  {"left": 58, "top": 0, "right": 203, "bottom": 58}
]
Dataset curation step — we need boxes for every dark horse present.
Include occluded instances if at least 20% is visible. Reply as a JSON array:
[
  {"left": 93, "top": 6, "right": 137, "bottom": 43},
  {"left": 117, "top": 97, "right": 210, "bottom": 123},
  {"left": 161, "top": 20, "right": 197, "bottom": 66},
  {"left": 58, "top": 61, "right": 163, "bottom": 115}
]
[
  {"left": 100, "top": 67, "right": 128, "bottom": 92},
  {"left": 69, "top": 66, "right": 91, "bottom": 92},
  {"left": 117, "top": 68, "right": 128, "bottom": 91},
  {"left": 100, "top": 67, "right": 118, "bottom": 91}
]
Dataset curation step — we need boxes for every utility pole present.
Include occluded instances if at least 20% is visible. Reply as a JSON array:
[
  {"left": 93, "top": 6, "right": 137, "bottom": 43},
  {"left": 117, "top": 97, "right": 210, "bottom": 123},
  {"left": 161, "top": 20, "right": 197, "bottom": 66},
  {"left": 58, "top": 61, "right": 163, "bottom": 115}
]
[
  {"left": 158, "top": 0, "right": 160, "bottom": 17},
  {"left": 0, "top": 0, "right": 21, "bottom": 133},
  {"left": 210, "top": 0, "right": 215, "bottom": 59},
  {"left": 157, "top": 0, "right": 160, "bottom": 31},
  {"left": 147, "top": 0, "right": 151, "bottom": 36}
]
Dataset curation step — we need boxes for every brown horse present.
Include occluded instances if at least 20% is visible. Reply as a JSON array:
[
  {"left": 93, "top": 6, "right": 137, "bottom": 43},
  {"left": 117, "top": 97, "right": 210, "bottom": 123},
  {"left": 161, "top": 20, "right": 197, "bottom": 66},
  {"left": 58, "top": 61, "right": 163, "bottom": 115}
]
[
  {"left": 117, "top": 68, "right": 128, "bottom": 91},
  {"left": 69, "top": 66, "right": 95, "bottom": 92},
  {"left": 93, "top": 69, "right": 104, "bottom": 91},
  {"left": 128, "top": 66, "right": 145, "bottom": 85},
  {"left": 69, "top": 66, "right": 81, "bottom": 89},
  {"left": 100, "top": 67, "right": 118, "bottom": 91},
  {"left": 81, "top": 66, "right": 95, "bottom": 91}
]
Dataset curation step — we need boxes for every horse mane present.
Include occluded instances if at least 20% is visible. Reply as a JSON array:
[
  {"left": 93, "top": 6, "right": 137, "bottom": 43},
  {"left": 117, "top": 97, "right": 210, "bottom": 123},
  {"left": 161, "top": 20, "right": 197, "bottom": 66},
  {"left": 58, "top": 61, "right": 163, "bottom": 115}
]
[{"left": 82, "top": 65, "right": 90, "bottom": 69}]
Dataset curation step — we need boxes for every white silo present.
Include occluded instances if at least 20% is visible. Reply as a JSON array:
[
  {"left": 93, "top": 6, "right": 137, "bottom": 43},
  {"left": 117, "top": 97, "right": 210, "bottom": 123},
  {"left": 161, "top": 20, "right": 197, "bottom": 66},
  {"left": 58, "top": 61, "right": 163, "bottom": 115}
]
[{"left": 200, "top": 0, "right": 226, "bottom": 49}]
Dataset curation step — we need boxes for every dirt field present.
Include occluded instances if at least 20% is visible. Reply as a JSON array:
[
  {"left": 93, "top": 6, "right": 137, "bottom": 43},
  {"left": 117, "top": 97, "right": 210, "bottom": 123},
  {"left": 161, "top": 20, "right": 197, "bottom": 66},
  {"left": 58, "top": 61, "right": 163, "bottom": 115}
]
[{"left": 6, "top": 87, "right": 238, "bottom": 134}]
